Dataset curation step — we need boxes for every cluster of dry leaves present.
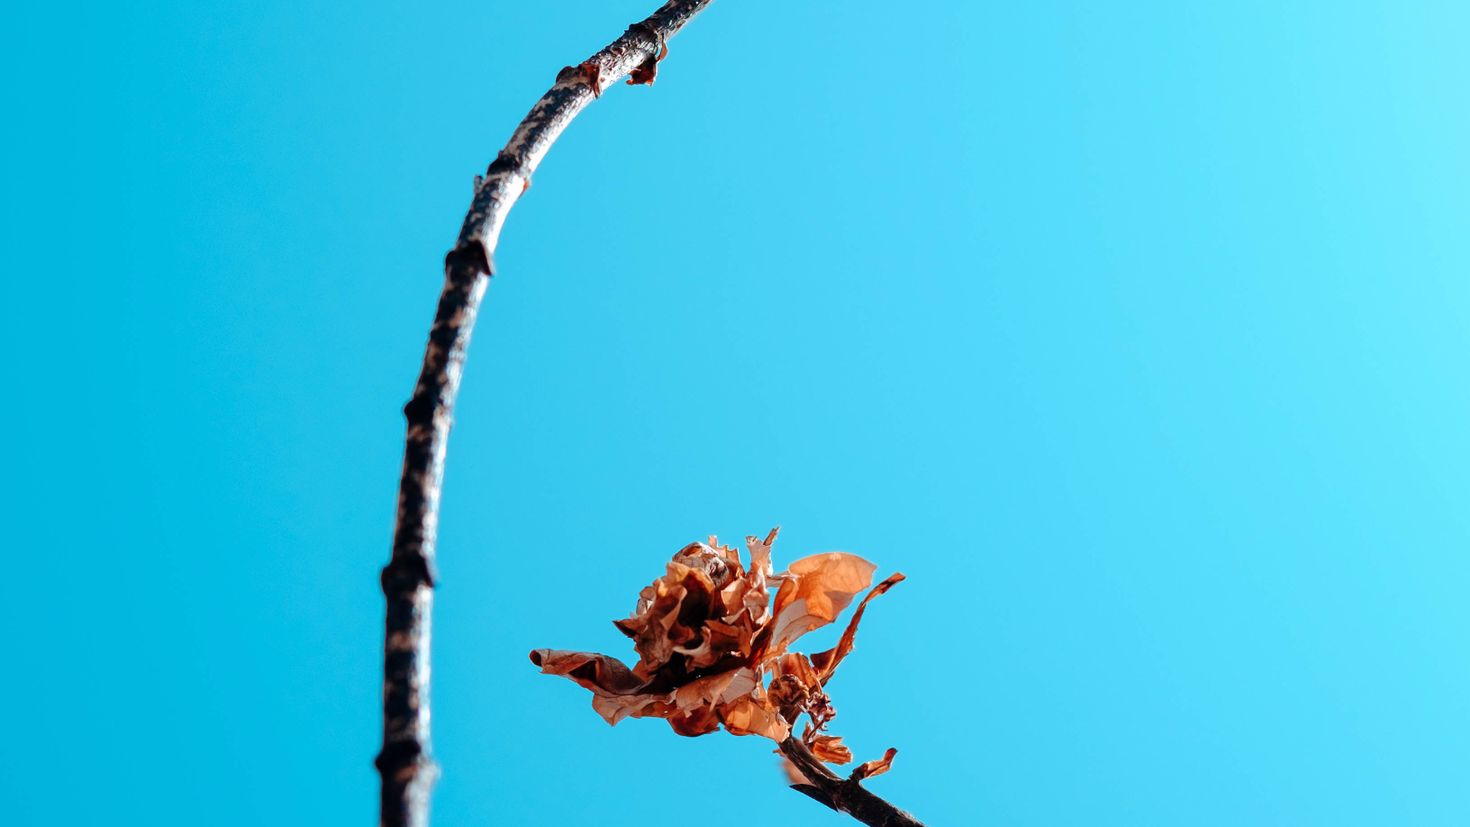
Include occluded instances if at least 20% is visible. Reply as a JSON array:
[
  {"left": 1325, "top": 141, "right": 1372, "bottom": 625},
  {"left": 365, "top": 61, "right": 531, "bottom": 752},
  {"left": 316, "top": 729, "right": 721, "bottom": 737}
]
[{"left": 530, "top": 528, "right": 902, "bottom": 777}]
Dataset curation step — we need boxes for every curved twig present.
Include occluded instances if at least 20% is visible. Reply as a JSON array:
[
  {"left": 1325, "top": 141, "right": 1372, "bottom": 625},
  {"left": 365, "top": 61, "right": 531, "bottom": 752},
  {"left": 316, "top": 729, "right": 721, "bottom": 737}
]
[
  {"left": 378, "top": 2, "right": 927, "bottom": 826},
  {"left": 376, "top": 4, "right": 711, "bottom": 825}
]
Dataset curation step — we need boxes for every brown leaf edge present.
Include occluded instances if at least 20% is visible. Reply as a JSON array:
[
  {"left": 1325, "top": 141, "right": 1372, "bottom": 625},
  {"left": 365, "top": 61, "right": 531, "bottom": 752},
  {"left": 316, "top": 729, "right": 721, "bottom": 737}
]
[
  {"left": 810, "top": 572, "right": 906, "bottom": 684},
  {"left": 851, "top": 747, "right": 897, "bottom": 782},
  {"left": 779, "top": 737, "right": 922, "bottom": 825}
]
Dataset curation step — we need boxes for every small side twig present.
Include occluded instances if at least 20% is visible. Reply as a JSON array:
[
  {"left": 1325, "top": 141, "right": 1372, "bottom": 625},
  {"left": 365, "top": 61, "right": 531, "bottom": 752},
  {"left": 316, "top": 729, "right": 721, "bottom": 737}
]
[{"left": 780, "top": 737, "right": 928, "bottom": 827}]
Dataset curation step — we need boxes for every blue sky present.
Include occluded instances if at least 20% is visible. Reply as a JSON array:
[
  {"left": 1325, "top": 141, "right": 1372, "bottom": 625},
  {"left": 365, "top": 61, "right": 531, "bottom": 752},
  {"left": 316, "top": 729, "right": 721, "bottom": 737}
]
[{"left": 4, "top": 1, "right": 1469, "bottom": 825}]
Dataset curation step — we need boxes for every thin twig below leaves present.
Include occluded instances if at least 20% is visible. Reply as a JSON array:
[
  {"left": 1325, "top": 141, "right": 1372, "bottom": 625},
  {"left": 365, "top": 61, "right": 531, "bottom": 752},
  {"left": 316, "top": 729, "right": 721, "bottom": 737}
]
[{"left": 780, "top": 737, "right": 928, "bottom": 827}]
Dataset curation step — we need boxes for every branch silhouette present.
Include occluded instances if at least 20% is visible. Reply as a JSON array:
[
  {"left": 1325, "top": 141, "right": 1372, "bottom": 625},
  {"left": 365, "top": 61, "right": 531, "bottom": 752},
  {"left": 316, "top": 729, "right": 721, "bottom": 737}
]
[
  {"left": 781, "top": 737, "right": 927, "bottom": 827},
  {"left": 377, "top": 3, "right": 925, "bottom": 825}
]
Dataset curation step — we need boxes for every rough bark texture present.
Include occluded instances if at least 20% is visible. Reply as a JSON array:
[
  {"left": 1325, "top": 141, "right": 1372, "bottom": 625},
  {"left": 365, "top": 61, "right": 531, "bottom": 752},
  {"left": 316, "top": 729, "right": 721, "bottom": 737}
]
[
  {"left": 781, "top": 738, "right": 929, "bottom": 827},
  {"left": 376, "top": 3, "right": 713, "bottom": 826},
  {"left": 379, "top": 2, "right": 929, "bottom": 827}
]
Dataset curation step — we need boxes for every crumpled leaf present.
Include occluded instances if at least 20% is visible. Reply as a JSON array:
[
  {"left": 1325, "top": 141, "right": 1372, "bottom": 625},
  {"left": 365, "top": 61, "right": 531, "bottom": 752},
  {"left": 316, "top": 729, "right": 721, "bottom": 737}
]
[
  {"left": 808, "top": 734, "right": 853, "bottom": 765},
  {"left": 770, "top": 655, "right": 833, "bottom": 730},
  {"left": 721, "top": 693, "right": 790, "bottom": 740},
  {"left": 768, "top": 552, "right": 878, "bottom": 653},
  {"left": 530, "top": 528, "right": 903, "bottom": 771},
  {"left": 810, "top": 572, "right": 907, "bottom": 684},
  {"left": 529, "top": 649, "right": 667, "bottom": 725},
  {"left": 851, "top": 747, "right": 898, "bottom": 782},
  {"left": 527, "top": 649, "right": 643, "bottom": 695}
]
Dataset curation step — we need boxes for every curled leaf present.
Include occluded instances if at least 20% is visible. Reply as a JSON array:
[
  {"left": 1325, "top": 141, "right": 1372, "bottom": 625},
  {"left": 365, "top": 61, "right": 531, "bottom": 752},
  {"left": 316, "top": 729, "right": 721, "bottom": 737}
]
[
  {"left": 808, "top": 734, "right": 853, "bottom": 765},
  {"left": 530, "top": 649, "right": 666, "bottom": 725},
  {"left": 528, "top": 649, "right": 643, "bottom": 695},
  {"left": 810, "top": 572, "right": 906, "bottom": 684},
  {"left": 721, "top": 694, "right": 790, "bottom": 740},
  {"left": 768, "top": 552, "right": 878, "bottom": 653},
  {"left": 851, "top": 748, "right": 898, "bottom": 782},
  {"left": 530, "top": 529, "right": 903, "bottom": 768},
  {"left": 626, "top": 41, "right": 673, "bottom": 86}
]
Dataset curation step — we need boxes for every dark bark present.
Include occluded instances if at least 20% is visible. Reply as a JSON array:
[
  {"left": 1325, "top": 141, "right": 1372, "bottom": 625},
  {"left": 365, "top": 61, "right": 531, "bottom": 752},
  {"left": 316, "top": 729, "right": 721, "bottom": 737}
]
[
  {"left": 780, "top": 738, "right": 929, "bottom": 827},
  {"left": 376, "top": 3, "right": 712, "bottom": 826},
  {"left": 379, "top": 2, "right": 929, "bottom": 826}
]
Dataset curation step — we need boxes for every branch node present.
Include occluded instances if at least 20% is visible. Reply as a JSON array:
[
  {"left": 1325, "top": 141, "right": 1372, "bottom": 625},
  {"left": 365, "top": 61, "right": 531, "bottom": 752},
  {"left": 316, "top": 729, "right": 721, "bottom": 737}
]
[
  {"left": 487, "top": 150, "right": 518, "bottom": 177},
  {"left": 401, "top": 393, "right": 434, "bottom": 425},
  {"left": 381, "top": 5, "right": 724, "bottom": 827},
  {"left": 381, "top": 554, "right": 436, "bottom": 592},
  {"left": 574, "top": 61, "right": 603, "bottom": 97},
  {"left": 445, "top": 242, "right": 493, "bottom": 279},
  {"left": 627, "top": 22, "right": 669, "bottom": 86},
  {"left": 374, "top": 738, "right": 424, "bottom": 772}
]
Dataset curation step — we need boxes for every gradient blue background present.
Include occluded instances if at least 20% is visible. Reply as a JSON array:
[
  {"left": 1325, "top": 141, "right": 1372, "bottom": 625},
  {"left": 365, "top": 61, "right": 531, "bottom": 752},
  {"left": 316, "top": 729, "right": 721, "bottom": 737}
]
[{"left": 4, "top": 2, "right": 1468, "bottom": 824}]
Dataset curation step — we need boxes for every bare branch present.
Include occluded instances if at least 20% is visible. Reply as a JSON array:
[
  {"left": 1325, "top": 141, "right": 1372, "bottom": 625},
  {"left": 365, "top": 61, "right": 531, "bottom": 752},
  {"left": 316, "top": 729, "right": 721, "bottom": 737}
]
[
  {"left": 380, "top": 3, "right": 928, "bottom": 826},
  {"left": 377, "top": 3, "right": 712, "bottom": 826},
  {"left": 780, "top": 737, "right": 928, "bottom": 827}
]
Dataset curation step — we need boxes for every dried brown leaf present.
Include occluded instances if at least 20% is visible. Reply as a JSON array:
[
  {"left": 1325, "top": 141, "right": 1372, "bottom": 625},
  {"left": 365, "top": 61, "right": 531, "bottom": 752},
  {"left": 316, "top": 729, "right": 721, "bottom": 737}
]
[
  {"left": 627, "top": 41, "right": 669, "bottom": 86},
  {"left": 746, "top": 527, "right": 779, "bottom": 575},
  {"left": 531, "top": 649, "right": 671, "bottom": 725},
  {"left": 810, "top": 572, "right": 906, "bottom": 684},
  {"left": 808, "top": 734, "right": 853, "bottom": 765},
  {"left": 768, "top": 552, "right": 877, "bottom": 652},
  {"left": 721, "top": 694, "right": 791, "bottom": 740},
  {"left": 590, "top": 691, "right": 671, "bottom": 726},
  {"left": 851, "top": 747, "right": 897, "bottom": 781},
  {"left": 528, "top": 649, "right": 643, "bottom": 694},
  {"left": 673, "top": 667, "right": 758, "bottom": 710},
  {"left": 531, "top": 529, "right": 902, "bottom": 759},
  {"left": 668, "top": 705, "right": 721, "bottom": 736}
]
